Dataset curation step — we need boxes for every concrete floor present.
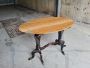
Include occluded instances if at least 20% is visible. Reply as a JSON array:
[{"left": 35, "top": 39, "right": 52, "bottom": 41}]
[{"left": 0, "top": 6, "right": 90, "bottom": 68}]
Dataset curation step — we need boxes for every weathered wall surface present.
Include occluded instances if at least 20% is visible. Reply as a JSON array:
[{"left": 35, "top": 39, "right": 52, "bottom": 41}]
[
  {"left": 17, "top": 0, "right": 56, "bottom": 15},
  {"left": 61, "top": 0, "right": 90, "bottom": 25},
  {"left": 0, "top": 0, "right": 15, "bottom": 5}
]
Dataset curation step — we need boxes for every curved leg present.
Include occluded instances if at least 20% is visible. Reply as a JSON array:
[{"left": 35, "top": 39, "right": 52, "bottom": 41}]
[
  {"left": 28, "top": 34, "right": 44, "bottom": 64},
  {"left": 60, "top": 41, "right": 66, "bottom": 55},
  {"left": 61, "top": 45, "right": 66, "bottom": 55},
  {"left": 57, "top": 31, "right": 66, "bottom": 55},
  {"left": 39, "top": 51, "right": 44, "bottom": 64},
  {"left": 28, "top": 50, "right": 36, "bottom": 60},
  {"left": 40, "top": 31, "right": 66, "bottom": 55}
]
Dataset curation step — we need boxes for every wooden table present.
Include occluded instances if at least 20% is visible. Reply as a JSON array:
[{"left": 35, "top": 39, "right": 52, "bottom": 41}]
[{"left": 19, "top": 17, "right": 73, "bottom": 64}]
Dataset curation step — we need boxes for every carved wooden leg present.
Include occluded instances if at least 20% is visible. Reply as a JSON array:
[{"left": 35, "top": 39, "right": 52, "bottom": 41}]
[
  {"left": 40, "top": 31, "right": 66, "bottom": 55},
  {"left": 57, "top": 31, "right": 66, "bottom": 55},
  {"left": 28, "top": 50, "right": 36, "bottom": 60},
  {"left": 28, "top": 34, "right": 44, "bottom": 64},
  {"left": 38, "top": 51, "right": 44, "bottom": 64},
  {"left": 60, "top": 40, "right": 66, "bottom": 55}
]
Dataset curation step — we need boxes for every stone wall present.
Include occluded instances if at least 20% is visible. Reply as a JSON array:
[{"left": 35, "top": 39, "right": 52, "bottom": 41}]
[
  {"left": 0, "top": 0, "right": 15, "bottom": 5},
  {"left": 61, "top": 0, "right": 90, "bottom": 25},
  {"left": 17, "top": 0, "right": 56, "bottom": 15}
]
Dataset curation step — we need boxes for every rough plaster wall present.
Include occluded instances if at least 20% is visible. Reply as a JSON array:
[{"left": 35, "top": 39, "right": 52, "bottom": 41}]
[
  {"left": 17, "top": 0, "right": 55, "bottom": 15},
  {"left": 61, "top": 0, "right": 90, "bottom": 25}
]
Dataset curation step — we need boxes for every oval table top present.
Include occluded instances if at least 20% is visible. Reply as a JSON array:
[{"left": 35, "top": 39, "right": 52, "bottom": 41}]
[{"left": 19, "top": 17, "right": 74, "bottom": 34}]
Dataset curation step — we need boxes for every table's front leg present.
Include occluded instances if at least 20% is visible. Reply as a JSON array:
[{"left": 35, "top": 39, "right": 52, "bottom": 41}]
[
  {"left": 34, "top": 34, "right": 44, "bottom": 64},
  {"left": 28, "top": 34, "right": 44, "bottom": 64}
]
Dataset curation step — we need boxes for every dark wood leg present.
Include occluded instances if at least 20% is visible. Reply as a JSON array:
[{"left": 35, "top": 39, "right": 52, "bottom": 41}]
[
  {"left": 28, "top": 50, "right": 36, "bottom": 60},
  {"left": 28, "top": 31, "right": 66, "bottom": 64},
  {"left": 40, "top": 31, "right": 66, "bottom": 55},
  {"left": 38, "top": 51, "right": 44, "bottom": 64},
  {"left": 28, "top": 34, "right": 44, "bottom": 64},
  {"left": 56, "top": 31, "right": 66, "bottom": 55}
]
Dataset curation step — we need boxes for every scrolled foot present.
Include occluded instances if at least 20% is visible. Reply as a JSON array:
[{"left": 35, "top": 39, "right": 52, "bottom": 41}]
[
  {"left": 28, "top": 50, "right": 36, "bottom": 60},
  {"left": 39, "top": 51, "right": 44, "bottom": 65},
  {"left": 61, "top": 50, "right": 65, "bottom": 55},
  {"left": 55, "top": 39, "right": 66, "bottom": 55},
  {"left": 61, "top": 44, "right": 66, "bottom": 55}
]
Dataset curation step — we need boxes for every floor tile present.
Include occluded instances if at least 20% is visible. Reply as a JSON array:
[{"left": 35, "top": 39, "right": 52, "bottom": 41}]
[
  {"left": 14, "top": 51, "right": 44, "bottom": 68},
  {"left": 42, "top": 47, "right": 65, "bottom": 68},
  {"left": 0, "top": 29, "right": 13, "bottom": 68},
  {"left": 0, "top": 49, "right": 13, "bottom": 68},
  {"left": 63, "top": 25, "right": 90, "bottom": 51},
  {"left": 67, "top": 51, "right": 90, "bottom": 68},
  {"left": 12, "top": 34, "right": 35, "bottom": 52}
]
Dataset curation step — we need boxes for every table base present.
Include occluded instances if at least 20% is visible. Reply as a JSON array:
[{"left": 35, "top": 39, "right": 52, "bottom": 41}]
[{"left": 28, "top": 31, "right": 66, "bottom": 64}]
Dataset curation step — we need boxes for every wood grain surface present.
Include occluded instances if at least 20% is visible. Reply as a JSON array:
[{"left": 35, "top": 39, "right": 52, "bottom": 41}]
[{"left": 19, "top": 17, "right": 73, "bottom": 34}]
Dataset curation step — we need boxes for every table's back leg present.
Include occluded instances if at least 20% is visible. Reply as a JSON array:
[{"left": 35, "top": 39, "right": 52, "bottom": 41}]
[
  {"left": 60, "top": 40, "right": 66, "bottom": 55},
  {"left": 57, "top": 31, "right": 66, "bottom": 55}
]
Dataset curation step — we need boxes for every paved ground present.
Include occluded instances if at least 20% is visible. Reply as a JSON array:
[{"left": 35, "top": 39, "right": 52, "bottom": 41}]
[{"left": 0, "top": 6, "right": 90, "bottom": 68}]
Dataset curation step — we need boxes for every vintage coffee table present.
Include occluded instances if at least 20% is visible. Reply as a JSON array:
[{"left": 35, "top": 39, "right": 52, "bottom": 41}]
[{"left": 19, "top": 17, "right": 73, "bottom": 64}]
